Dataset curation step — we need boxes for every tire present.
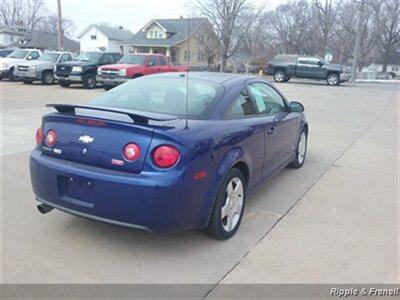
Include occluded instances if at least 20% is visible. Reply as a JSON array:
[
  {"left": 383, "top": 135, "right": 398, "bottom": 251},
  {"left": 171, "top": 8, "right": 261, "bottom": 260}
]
[
  {"left": 326, "top": 73, "right": 340, "bottom": 86},
  {"left": 8, "top": 67, "right": 16, "bottom": 81},
  {"left": 23, "top": 80, "right": 34, "bottom": 84},
  {"left": 206, "top": 168, "right": 246, "bottom": 240},
  {"left": 103, "top": 84, "right": 114, "bottom": 91},
  {"left": 273, "top": 70, "right": 287, "bottom": 82},
  {"left": 41, "top": 71, "right": 54, "bottom": 85},
  {"left": 83, "top": 74, "right": 96, "bottom": 89},
  {"left": 58, "top": 80, "right": 70, "bottom": 87},
  {"left": 289, "top": 128, "right": 308, "bottom": 169}
]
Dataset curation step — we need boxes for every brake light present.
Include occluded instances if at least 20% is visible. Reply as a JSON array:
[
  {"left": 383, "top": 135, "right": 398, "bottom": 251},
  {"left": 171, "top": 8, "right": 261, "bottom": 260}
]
[
  {"left": 152, "top": 145, "right": 180, "bottom": 168},
  {"left": 45, "top": 130, "right": 57, "bottom": 147},
  {"left": 123, "top": 143, "right": 140, "bottom": 161},
  {"left": 35, "top": 127, "right": 43, "bottom": 145}
]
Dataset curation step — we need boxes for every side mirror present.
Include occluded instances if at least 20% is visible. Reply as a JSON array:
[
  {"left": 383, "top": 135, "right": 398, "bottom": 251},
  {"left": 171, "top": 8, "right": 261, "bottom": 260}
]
[
  {"left": 27, "top": 55, "right": 33, "bottom": 60},
  {"left": 289, "top": 101, "right": 304, "bottom": 113}
]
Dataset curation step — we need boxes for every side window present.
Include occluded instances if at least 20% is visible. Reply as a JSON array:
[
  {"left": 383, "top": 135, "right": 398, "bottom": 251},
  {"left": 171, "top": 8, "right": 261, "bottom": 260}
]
[
  {"left": 100, "top": 54, "right": 114, "bottom": 65},
  {"left": 248, "top": 83, "right": 286, "bottom": 114},
  {"left": 159, "top": 56, "right": 167, "bottom": 66},
  {"left": 225, "top": 89, "right": 257, "bottom": 119},
  {"left": 147, "top": 56, "right": 159, "bottom": 66},
  {"left": 59, "top": 54, "right": 72, "bottom": 62},
  {"left": 29, "top": 51, "right": 40, "bottom": 60}
]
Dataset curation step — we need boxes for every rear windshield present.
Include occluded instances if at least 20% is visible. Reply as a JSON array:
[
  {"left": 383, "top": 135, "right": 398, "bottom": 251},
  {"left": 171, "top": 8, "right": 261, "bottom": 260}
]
[
  {"left": 119, "top": 55, "right": 146, "bottom": 65},
  {"left": 89, "top": 76, "right": 224, "bottom": 120}
]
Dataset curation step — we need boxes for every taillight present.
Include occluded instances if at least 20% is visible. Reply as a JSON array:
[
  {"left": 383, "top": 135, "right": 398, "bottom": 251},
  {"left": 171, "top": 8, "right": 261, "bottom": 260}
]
[
  {"left": 45, "top": 130, "right": 57, "bottom": 147},
  {"left": 35, "top": 127, "right": 43, "bottom": 145},
  {"left": 123, "top": 143, "right": 140, "bottom": 162},
  {"left": 152, "top": 145, "right": 180, "bottom": 168}
]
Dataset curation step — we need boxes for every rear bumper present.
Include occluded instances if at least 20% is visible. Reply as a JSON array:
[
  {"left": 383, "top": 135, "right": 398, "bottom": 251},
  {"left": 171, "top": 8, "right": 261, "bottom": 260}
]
[
  {"left": 30, "top": 149, "right": 214, "bottom": 233},
  {"left": 96, "top": 75, "right": 127, "bottom": 86}
]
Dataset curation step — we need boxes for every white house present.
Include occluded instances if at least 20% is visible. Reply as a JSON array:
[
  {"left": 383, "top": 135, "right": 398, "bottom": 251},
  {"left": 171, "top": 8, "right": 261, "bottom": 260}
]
[
  {"left": 0, "top": 26, "right": 28, "bottom": 47},
  {"left": 363, "top": 52, "right": 400, "bottom": 78},
  {"left": 78, "top": 24, "right": 133, "bottom": 53}
]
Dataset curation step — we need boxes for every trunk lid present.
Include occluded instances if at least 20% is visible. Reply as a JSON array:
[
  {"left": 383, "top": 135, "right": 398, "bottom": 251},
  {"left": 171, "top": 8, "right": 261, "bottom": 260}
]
[{"left": 40, "top": 105, "right": 170, "bottom": 173}]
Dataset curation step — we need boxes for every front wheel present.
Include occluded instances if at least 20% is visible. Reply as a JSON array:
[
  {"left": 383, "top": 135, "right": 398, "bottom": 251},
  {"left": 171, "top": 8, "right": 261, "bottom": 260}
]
[
  {"left": 326, "top": 73, "right": 340, "bottom": 86},
  {"left": 83, "top": 74, "right": 96, "bottom": 89},
  {"left": 289, "top": 129, "right": 307, "bottom": 169},
  {"left": 41, "top": 71, "right": 54, "bottom": 85},
  {"left": 206, "top": 168, "right": 246, "bottom": 240},
  {"left": 8, "top": 67, "right": 16, "bottom": 81},
  {"left": 273, "top": 70, "right": 287, "bottom": 82}
]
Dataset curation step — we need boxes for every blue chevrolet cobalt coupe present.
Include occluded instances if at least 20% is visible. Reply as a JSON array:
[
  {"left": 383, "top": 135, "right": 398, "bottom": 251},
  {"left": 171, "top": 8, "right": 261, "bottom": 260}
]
[{"left": 30, "top": 72, "right": 308, "bottom": 239}]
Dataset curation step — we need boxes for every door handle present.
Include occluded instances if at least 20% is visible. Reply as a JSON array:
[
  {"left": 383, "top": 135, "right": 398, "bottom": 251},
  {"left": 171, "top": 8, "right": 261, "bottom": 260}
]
[{"left": 267, "top": 126, "right": 276, "bottom": 135}]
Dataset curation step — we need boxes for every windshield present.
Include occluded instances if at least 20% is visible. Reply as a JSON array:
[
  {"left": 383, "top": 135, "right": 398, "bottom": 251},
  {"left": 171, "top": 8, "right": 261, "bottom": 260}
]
[
  {"left": 118, "top": 55, "right": 146, "bottom": 65},
  {"left": 8, "top": 49, "right": 29, "bottom": 59},
  {"left": 75, "top": 52, "right": 102, "bottom": 62},
  {"left": 89, "top": 76, "right": 224, "bottom": 120},
  {"left": 39, "top": 53, "right": 59, "bottom": 62}
]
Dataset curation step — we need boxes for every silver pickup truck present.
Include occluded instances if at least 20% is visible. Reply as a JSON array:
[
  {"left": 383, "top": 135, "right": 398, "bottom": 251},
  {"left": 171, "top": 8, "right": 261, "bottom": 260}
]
[{"left": 14, "top": 52, "right": 73, "bottom": 84}]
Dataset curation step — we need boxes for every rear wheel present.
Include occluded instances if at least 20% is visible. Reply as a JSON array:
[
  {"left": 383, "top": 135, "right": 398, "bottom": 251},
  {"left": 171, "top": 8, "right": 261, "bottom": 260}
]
[
  {"left": 289, "top": 129, "right": 307, "bottom": 169},
  {"left": 273, "top": 70, "right": 287, "bottom": 82},
  {"left": 59, "top": 80, "right": 70, "bottom": 87},
  {"left": 41, "top": 71, "right": 54, "bottom": 85},
  {"left": 83, "top": 74, "right": 96, "bottom": 89},
  {"left": 326, "top": 73, "right": 340, "bottom": 86},
  {"left": 206, "top": 168, "right": 246, "bottom": 240}
]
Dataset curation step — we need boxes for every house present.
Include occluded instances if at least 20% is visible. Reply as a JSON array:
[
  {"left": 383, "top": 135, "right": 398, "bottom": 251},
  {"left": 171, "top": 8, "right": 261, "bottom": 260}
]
[
  {"left": 363, "top": 52, "right": 400, "bottom": 78},
  {"left": 78, "top": 24, "right": 133, "bottom": 53},
  {"left": 0, "top": 25, "right": 28, "bottom": 48},
  {"left": 123, "top": 18, "right": 219, "bottom": 69},
  {"left": 8, "top": 31, "right": 79, "bottom": 52}
]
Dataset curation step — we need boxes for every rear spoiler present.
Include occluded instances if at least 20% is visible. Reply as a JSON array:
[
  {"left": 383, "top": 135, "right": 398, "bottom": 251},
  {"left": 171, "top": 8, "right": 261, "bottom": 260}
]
[{"left": 46, "top": 104, "right": 177, "bottom": 125}]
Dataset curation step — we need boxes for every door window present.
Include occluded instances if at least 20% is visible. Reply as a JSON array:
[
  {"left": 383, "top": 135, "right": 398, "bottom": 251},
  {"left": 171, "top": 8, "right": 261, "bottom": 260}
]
[
  {"left": 29, "top": 51, "right": 40, "bottom": 60},
  {"left": 298, "top": 58, "right": 320, "bottom": 65},
  {"left": 225, "top": 89, "right": 258, "bottom": 119},
  {"left": 147, "top": 56, "right": 159, "bottom": 66},
  {"left": 248, "top": 83, "right": 286, "bottom": 114},
  {"left": 59, "top": 53, "right": 72, "bottom": 62}
]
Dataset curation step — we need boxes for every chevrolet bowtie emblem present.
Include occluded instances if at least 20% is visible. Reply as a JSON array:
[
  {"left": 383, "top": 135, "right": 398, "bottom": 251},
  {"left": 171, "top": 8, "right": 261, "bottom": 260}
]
[{"left": 78, "top": 135, "right": 94, "bottom": 144}]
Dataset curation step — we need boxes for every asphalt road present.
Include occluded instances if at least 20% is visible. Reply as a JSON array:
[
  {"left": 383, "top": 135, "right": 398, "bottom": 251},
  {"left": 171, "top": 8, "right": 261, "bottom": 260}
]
[{"left": 1, "top": 79, "right": 398, "bottom": 290}]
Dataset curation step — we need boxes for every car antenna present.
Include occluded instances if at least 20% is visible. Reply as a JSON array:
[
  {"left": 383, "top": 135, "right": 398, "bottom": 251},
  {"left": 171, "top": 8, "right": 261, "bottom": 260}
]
[{"left": 184, "top": 16, "right": 190, "bottom": 130}]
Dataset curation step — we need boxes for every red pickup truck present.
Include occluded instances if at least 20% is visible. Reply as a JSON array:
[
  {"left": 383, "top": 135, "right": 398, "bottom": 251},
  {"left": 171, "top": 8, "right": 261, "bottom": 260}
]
[{"left": 97, "top": 53, "right": 189, "bottom": 90}]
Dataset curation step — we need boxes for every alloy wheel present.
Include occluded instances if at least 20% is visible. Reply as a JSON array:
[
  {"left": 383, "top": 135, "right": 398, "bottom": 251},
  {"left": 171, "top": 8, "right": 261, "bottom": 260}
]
[
  {"left": 298, "top": 131, "right": 307, "bottom": 165},
  {"left": 221, "top": 177, "right": 244, "bottom": 232}
]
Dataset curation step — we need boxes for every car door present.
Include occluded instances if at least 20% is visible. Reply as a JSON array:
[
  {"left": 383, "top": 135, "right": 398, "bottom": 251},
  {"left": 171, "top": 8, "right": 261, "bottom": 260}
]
[
  {"left": 247, "top": 82, "right": 299, "bottom": 178},
  {"left": 145, "top": 55, "right": 161, "bottom": 75},
  {"left": 296, "top": 58, "right": 324, "bottom": 78},
  {"left": 223, "top": 88, "right": 265, "bottom": 187}
]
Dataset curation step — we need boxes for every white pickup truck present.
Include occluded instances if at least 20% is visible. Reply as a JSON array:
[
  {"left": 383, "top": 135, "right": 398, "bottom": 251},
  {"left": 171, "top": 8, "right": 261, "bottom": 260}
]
[{"left": 0, "top": 48, "right": 42, "bottom": 81}]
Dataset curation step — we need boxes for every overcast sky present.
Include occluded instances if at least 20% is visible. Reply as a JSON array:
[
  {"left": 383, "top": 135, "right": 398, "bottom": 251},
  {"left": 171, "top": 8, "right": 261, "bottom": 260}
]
[{"left": 43, "top": 0, "right": 283, "bottom": 38}]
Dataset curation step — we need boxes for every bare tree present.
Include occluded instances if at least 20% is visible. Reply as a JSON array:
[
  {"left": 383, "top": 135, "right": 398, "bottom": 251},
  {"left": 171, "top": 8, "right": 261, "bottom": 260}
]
[
  {"left": 0, "top": 0, "right": 45, "bottom": 30},
  {"left": 193, "top": 0, "right": 263, "bottom": 71},
  {"left": 36, "top": 14, "right": 76, "bottom": 37},
  {"left": 313, "top": 0, "right": 338, "bottom": 53}
]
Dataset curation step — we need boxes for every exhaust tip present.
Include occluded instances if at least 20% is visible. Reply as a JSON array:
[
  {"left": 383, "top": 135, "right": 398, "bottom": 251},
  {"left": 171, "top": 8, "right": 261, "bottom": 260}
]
[{"left": 37, "top": 203, "right": 54, "bottom": 214}]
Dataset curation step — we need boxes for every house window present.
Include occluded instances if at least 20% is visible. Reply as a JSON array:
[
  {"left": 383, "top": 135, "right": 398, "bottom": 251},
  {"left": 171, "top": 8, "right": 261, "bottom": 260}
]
[
  {"left": 149, "top": 31, "right": 153, "bottom": 38},
  {"left": 90, "top": 35, "right": 97, "bottom": 40},
  {"left": 198, "top": 51, "right": 204, "bottom": 61},
  {"left": 184, "top": 50, "right": 191, "bottom": 61}
]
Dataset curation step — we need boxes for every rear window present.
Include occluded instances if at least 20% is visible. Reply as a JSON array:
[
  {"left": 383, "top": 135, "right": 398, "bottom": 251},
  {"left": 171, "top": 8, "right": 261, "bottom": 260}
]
[{"left": 89, "top": 76, "right": 224, "bottom": 120}]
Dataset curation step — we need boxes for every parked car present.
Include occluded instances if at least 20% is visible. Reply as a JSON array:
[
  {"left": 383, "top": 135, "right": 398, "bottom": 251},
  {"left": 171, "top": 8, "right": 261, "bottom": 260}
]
[
  {"left": 30, "top": 72, "right": 308, "bottom": 240},
  {"left": 97, "top": 53, "right": 189, "bottom": 90},
  {"left": 0, "top": 49, "right": 14, "bottom": 57},
  {"left": 265, "top": 55, "right": 351, "bottom": 85},
  {"left": 14, "top": 52, "right": 73, "bottom": 85},
  {"left": 55, "top": 52, "right": 122, "bottom": 89},
  {"left": 0, "top": 48, "right": 42, "bottom": 81}
]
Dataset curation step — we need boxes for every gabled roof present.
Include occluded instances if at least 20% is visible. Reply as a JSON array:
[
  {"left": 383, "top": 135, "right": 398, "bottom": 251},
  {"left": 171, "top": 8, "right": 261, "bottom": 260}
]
[
  {"left": 8, "top": 31, "right": 79, "bottom": 51},
  {"left": 123, "top": 18, "right": 208, "bottom": 47},
  {"left": 78, "top": 24, "right": 133, "bottom": 41},
  {"left": 374, "top": 52, "right": 400, "bottom": 65}
]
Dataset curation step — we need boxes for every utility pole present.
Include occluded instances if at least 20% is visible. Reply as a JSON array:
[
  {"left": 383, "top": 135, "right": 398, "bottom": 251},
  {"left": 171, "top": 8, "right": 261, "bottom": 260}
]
[
  {"left": 57, "top": 0, "right": 64, "bottom": 51},
  {"left": 350, "top": 0, "right": 365, "bottom": 83}
]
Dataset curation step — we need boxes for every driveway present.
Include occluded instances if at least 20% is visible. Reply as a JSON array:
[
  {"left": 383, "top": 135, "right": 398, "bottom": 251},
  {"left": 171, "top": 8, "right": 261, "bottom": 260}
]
[{"left": 1, "top": 80, "right": 398, "bottom": 290}]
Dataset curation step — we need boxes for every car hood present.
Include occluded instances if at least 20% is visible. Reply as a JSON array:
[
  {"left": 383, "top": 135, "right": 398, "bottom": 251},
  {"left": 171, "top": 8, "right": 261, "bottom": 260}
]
[
  {"left": 101, "top": 64, "right": 141, "bottom": 70},
  {"left": 0, "top": 57, "right": 24, "bottom": 65},
  {"left": 58, "top": 60, "right": 96, "bottom": 67},
  {"left": 17, "top": 60, "right": 54, "bottom": 68}
]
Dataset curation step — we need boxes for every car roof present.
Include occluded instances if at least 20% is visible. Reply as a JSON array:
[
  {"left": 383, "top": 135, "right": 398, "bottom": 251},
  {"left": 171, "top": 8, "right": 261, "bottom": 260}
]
[{"left": 148, "top": 71, "right": 257, "bottom": 85}]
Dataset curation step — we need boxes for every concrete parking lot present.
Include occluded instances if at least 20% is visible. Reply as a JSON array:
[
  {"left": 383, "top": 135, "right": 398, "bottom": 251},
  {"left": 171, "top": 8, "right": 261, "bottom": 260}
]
[{"left": 1, "top": 79, "right": 398, "bottom": 288}]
